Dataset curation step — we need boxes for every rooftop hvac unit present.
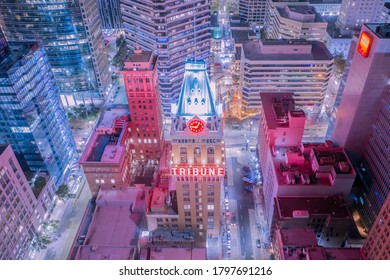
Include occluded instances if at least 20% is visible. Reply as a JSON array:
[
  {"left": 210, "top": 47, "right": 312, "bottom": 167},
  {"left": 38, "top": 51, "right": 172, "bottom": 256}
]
[
  {"left": 338, "top": 161, "right": 351, "bottom": 173},
  {"left": 285, "top": 173, "right": 295, "bottom": 184},
  {"left": 300, "top": 173, "right": 310, "bottom": 184}
]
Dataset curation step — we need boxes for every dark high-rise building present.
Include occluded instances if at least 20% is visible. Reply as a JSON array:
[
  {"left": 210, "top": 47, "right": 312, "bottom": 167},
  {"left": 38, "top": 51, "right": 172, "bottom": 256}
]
[
  {"left": 331, "top": 23, "right": 390, "bottom": 228},
  {"left": 0, "top": 0, "right": 111, "bottom": 106},
  {"left": 0, "top": 27, "right": 9, "bottom": 60},
  {"left": 97, "top": 0, "right": 123, "bottom": 31},
  {"left": 121, "top": 0, "right": 211, "bottom": 120},
  {"left": 0, "top": 42, "right": 76, "bottom": 182}
]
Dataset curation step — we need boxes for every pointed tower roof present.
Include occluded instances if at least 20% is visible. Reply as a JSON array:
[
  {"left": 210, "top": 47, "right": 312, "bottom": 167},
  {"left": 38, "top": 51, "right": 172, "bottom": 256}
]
[{"left": 176, "top": 60, "right": 216, "bottom": 117}]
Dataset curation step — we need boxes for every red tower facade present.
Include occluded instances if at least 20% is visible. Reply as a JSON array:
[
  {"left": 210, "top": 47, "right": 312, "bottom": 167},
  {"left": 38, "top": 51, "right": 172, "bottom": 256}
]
[{"left": 122, "top": 46, "right": 164, "bottom": 162}]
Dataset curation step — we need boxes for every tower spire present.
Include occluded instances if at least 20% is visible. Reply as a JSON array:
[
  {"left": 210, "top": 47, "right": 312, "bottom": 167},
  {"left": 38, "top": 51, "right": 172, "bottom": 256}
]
[{"left": 193, "top": 3, "right": 196, "bottom": 61}]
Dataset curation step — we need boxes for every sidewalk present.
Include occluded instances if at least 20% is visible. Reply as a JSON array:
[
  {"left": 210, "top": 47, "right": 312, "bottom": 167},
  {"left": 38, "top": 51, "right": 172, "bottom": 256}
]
[{"left": 32, "top": 181, "right": 91, "bottom": 260}]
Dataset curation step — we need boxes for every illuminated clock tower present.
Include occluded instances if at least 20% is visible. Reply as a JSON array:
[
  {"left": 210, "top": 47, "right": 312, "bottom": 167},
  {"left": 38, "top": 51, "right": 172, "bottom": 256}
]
[{"left": 170, "top": 60, "right": 224, "bottom": 246}]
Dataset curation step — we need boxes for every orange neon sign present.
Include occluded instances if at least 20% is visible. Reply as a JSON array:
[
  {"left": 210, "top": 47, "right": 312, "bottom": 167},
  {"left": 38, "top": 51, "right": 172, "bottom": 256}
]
[{"left": 357, "top": 32, "right": 372, "bottom": 58}]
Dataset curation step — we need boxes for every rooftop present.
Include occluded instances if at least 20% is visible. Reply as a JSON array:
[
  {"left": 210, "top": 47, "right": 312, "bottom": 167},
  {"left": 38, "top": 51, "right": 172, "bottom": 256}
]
[
  {"left": 309, "top": 0, "right": 342, "bottom": 3},
  {"left": 76, "top": 245, "right": 136, "bottom": 260},
  {"left": 278, "top": 228, "right": 318, "bottom": 247},
  {"left": 98, "top": 108, "right": 129, "bottom": 129},
  {"left": 277, "top": 5, "right": 324, "bottom": 23},
  {"left": 231, "top": 30, "right": 255, "bottom": 44},
  {"left": 323, "top": 248, "right": 364, "bottom": 260},
  {"left": 242, "top": 39, "right": 333, "bottom": 61},
  {"left": 123, "top": 45, "right": 157, "bottom": 71},
  {"left": 230, "top": 20, "right": 250, "bottom": 29},
  {"left": 80, "top": 109, "right": 128, "bottom": 164},
  {"left": 260, "top": 93, "right": 305, "bottom": 129},
  {"left": 150, "top": 229, "right": 195, "bottom": 243},
  {"left": 76, "top": 188, "right": 146, "bottom": 260},
  {"left": 0, "top": 42, "right": 40, "bottom": 77},
  {"left": 149, "top": 247, "right": 206, "bottom": 260},
  {"left": 86, "top": 134, "right": 123, "bottom": 162},
  {"left": 365, "top": 23, "right": 390, "bottom": 39},
  {"left": 272, "top": 142, "right": 355, "bottom": 187},
  {"left": 276, "top": 195, "right": 351, "bottom": 219}
]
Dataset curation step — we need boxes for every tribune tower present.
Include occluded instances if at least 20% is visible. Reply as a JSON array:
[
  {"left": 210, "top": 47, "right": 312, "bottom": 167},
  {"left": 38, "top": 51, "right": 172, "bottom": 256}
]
[{"left": 170, "top": 60, "right": 224, "bottom": 245}]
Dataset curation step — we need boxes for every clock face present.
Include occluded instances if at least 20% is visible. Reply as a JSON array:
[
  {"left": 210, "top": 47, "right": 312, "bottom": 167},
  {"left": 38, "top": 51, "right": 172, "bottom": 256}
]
[{"left": 188, "top": 119, "right": 205, "bottom": 133}]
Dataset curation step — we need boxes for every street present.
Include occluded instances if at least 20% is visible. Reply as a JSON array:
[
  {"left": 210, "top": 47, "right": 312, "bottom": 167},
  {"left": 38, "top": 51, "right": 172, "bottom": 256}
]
[
  {"left": 221, "top": 118, "right": 271, "bottom": 260},
  {"left": 31, "top": 178, "right": 91, "bottom": 260}
]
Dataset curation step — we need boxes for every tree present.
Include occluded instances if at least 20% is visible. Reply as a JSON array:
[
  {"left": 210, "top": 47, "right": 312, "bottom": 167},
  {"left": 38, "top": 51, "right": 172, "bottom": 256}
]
[
  {"left": 334, "top": 54, "right": 346, "bottom": 76},
  {"left": 31, "top": 234, "right": 52, "bottom": 252},
  {"left": 116, "top": 35, "right": 124, "bottom": 48},
  {"left": 113, "top": 39, "right": 128, "bottom": 68},
  {"left": 32, "top": 176, "right": 46, "bottom": 198},
  {"left": 55, "top": 184, "right": 69, "bottom": 201}
]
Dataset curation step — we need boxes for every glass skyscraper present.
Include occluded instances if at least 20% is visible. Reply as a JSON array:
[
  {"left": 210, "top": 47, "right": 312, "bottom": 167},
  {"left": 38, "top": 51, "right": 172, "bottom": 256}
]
[
  {"left": 0, "top": 0, "right": 111, "bottom": 106},
  {"left": 97, "top": 0, "right": 123, "bottom": 31},
  {"left": 121, "top": 0, "right": 211, "bottom": 120},
  {"left": 0, "top": 42, "right": 77, "bottom": 182}
]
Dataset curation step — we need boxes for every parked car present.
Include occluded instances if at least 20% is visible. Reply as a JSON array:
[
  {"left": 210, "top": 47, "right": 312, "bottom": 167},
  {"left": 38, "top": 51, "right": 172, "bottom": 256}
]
[
  {"left": 77, "top": 235, "right": 86, "bottom": 245},
  {"left": 244, "top": 186, "right": 253, "bottom": 193},
  {"left": 242, "top": 165, "right": 251, "bottom": 172},
  {"left": 256, "top": 239, "right": 261, "bottom": 248},
  {"left": 243, "top": 177, "right": 255, "bottom": 184}
]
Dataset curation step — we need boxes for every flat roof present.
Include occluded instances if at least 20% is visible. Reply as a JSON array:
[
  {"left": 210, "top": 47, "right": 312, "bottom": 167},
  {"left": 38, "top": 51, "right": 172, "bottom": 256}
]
[
  {"left": 123, "top": 47, "right": 157, "bottom": 71},
  {"left": 277, "top": 5, "right": 324, "bottom": 23},
  {"left": 0, "top": 42, "right": 39, "bottom": 77},
  {"left": 260, "top": 93, "right": 305, "bottom": 130},
  {"left": 324, "top": 248, "right": 364, "bottom": 260},
  {"left": 309, "top": 0, "right": 342, "bottom": 3},
  {"left": 98, "top": 108, "right": 129, "bottom": 128},
  {"left": 76, "top": 188, "right": 146, "bottom": 260},
  {"left": 149, "top": 247, "right": 206, "bottom": 260},
  {"left": 230, "top": 21, "right": 250, "bottom": 29},
  {"left": 125, "top": 48, "right": 152, "bottom": 63},
  {"left": 365, "top": 23, "right": 390, "bottom": 39},
  {"left": 276, "top": 196, "right": 351, "bottom": 219},
  {"left": 278, "top": 228, "right": 318, "bottom": 247},
  {"left": 242, "top": 39, "right": 333, "bottom": 61},
  {"left": 231, "top": 30, "right": 249, "bottom": 44},
  {"left": 76, "top": 245, "right": 136, "bottom": 260},
  {"left": 311, "top": 145, "right": 355, "bottom": 175}
]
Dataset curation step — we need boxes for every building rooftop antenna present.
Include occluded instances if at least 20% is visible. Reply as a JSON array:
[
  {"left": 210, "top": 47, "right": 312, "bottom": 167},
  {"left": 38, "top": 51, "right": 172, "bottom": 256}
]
[{"left": 193, "top": 4, "right": 197, "bottom": 61}]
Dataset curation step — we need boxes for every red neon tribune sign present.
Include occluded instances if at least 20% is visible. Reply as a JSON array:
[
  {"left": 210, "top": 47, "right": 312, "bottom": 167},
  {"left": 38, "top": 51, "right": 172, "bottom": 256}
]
[
  {"left": 171, "top": 167, "right": 225, "bottom": 176},
  {"left": 357, "top": 32, "right": 373, "bottom": 58}
]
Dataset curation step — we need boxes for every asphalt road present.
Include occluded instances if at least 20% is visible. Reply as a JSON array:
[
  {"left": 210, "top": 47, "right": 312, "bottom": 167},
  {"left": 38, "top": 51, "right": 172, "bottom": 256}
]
[{"left": 229, "top": 157, "right": 255, "bottom": 259}]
